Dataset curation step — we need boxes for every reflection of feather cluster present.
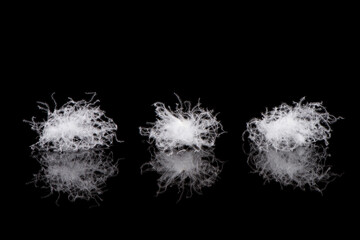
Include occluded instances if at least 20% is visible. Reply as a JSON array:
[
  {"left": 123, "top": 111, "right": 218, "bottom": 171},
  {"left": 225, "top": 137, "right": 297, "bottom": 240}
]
[
  {"left": 244, "top": 98, "right": 341, "bottom": 191},
  {"left": 140, "top": 97, "right": 223, "bottom": 153},
  {"left": 34, "top": 150, "right": 118, "bottom": 202},
  {"left": 142, "top": 150, "right": 220, "bottom": 199},
  {"left": 248, "top": 144, "right": 333, "bottom": 192},
  {"left": 27, "top": 94, "right": 118, "bottom": 152},
  {"left": 245, "top": 97, "right": 340, "bottom": 152}
]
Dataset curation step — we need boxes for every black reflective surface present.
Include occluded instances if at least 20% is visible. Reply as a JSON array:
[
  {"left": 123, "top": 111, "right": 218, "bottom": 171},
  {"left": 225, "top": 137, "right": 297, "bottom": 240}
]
[
  {"left": 16, "top": 79, "right": 356, "bottom": 231},
  {"left": 10, "top": 14, "right": 357, "bottom": 236}
]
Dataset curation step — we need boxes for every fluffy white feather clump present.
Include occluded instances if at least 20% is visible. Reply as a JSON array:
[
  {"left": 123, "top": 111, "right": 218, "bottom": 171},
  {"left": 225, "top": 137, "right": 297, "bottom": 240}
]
[
  {"left": 140, "top": 95, "right": 223, "bottom": 153},
  {"left": 33, "top": 150, "right": 118, "bottom": 202},
  {"left": 26, "top": 93, "right": 118, "bottom": 152},
  {"left": 142, "top": 150, "right": 220, "bottom": 199},
  {"left": 245, "top": 97, "right": 340, "bottom": 152},
  {"left": 244, "top": 97, "right": 341, "bottom": 191}
]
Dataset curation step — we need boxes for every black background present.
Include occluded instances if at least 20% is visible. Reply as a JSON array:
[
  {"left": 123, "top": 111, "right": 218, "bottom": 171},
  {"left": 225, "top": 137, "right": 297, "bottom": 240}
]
[{"left": 8, "top": 5, "right": 358, "bottom": 237}]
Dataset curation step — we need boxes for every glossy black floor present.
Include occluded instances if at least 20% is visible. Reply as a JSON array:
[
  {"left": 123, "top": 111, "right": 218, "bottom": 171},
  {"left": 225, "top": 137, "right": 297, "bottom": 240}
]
[{"left": 10, "top": 17, "right": 357, "bottom": 235}]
